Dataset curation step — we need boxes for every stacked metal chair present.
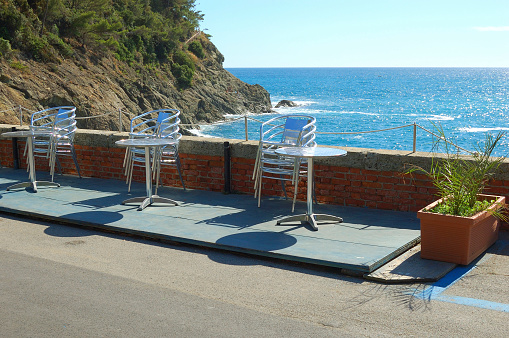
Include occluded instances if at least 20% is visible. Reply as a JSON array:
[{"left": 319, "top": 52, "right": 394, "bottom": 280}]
[
  {"left": 124, "top": 110, "right": 158, "bottom": 192},
  {"left": 153, "top": 109, "right": 185, "bottom": 194},
  {"left": 124, "top": 109, "right": 185, "bottom": 193},
  {"left": 253, "top": 115, "right": 316, "bottom": 210},
  {"left": 28, "top": 106, "right": 81, "bottom": 181}
]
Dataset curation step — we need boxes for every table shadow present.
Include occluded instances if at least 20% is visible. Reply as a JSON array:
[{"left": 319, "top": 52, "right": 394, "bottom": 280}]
[{"left": 216, "top": 231, "right": 297, "bottom": 252}]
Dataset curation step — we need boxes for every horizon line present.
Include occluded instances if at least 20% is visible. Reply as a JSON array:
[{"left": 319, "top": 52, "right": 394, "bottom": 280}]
[{"left": 225, "top": 66, "right": 509, "bottom": 69}]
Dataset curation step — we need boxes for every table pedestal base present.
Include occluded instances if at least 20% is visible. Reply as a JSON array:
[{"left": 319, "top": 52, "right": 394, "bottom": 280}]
[
  {"left": 277, "top": 213, "right": 343, "bottom": 231},
  {"left": 122, "top": 195, "right": 178, "bottom": 211},
  {"left": 7, "top": 181, "right": 60, "bottom": 193}
]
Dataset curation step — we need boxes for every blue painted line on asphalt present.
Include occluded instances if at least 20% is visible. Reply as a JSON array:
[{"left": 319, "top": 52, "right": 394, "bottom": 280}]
[
  {"left": 411, "top": 240, "right": 509, "bottom": 313},
  {"left": 411, "top": 262, "right": 479, "bottom": 300},
  {"left": 434, "top": 294, "right": 509, "bottom": 313}
]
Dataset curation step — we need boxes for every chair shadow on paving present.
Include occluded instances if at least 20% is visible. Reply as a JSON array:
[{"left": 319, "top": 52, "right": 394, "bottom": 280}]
[
  {"left": 66, "top": 194, "right": 126, "bottom": 209},
  {"left": 198, "top": 205, "right": 291, "bottom": 230}
]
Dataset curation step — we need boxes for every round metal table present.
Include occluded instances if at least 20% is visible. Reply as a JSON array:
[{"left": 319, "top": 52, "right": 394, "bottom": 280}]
[
  {"left": 274, "top": 146, "right": 347, "bottom": 230},
  {"left": 116, "top": 138, "right": 179, "bottom": 211},
  {"left": 1, "top": 130, "right": 60, "bottom": 192}
]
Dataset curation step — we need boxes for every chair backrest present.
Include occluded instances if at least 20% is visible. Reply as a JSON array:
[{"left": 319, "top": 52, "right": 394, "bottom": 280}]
[
  {"left": 30, "top": 106, "right": 76, "bottom": 129},
  {"left": 129, "top": 109, "right": 182, "bottom": 143},
  {"left": 129, "top": 110, "right": 159, "bottom": 137},
  {"left": 260, "top": 115, "right": 316, "bottom": 147},
  {"left": 156, "top": 109, "right": 181, "bottom": 140},
  {"left": 281, "top": 118, "right": 310, "bottom": 145},
  {"left": 54, "top": 107, "right": 77, "bottom": 138}
]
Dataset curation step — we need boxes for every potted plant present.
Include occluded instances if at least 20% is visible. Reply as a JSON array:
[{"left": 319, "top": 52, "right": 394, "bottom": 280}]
[{"left": 405, "top": 125, "right": 507, "bottom": 265}]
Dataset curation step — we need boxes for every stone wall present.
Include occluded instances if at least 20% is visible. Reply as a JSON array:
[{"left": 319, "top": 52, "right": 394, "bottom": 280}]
[{"left": 2, "top": 123, "right": 509, "bottom": 213}]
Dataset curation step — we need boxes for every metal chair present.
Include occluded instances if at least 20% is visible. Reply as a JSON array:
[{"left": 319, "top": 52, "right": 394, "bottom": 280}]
[
  {"left": 28, "top": 106, "right": 81, "bottom": 181},
  {"left": 48, "top": 108, "right": 81, "bottom": 181},
  {"left": 253, "top": 115, "right": 316, "bottom": 210},
  {"left": 124, "top": 110, "right": 160, "bottom": 193},
  {"left": 124, "top": 109, "right": 185, "bottom": 193},
  {"left": 153, "top": 109, "right": 185, "bottom": 193}
]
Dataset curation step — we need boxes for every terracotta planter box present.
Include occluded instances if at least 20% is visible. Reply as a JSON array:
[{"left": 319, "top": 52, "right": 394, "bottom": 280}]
[{"left": 417, "top": 194, "right": 505, "bottom": 265}]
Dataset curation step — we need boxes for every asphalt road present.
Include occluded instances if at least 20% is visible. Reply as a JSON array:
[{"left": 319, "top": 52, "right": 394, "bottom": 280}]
[{"left": 1, "top": 214, "right": 508, "bottom": 337}]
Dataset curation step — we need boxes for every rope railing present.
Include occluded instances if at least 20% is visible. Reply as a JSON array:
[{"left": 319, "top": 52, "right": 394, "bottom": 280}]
[
  {"left": 189, "top": 115, "right": 472, "bottom": 154},
  {"left": 0, "top": 106, "right": 35, "bottom": 126},
  {"left": 75, "top": 111, "right": 115, "bottom": 120},
  {"left": 417, "top": 124, "right": 474, "bottom": 155},
  {"left": 4, "top": 105, "right": 131, "bottom": 132},
  {"left": 3, "top": 105, "right": 470, "bottom": 153}
]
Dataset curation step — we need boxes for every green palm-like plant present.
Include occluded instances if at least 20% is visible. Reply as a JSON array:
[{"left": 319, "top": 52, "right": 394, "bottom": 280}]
[{"left": 405, "top": 124, "right": 507, "bottom": 218}]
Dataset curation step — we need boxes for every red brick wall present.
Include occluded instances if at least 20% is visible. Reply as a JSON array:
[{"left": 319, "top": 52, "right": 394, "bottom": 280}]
[{"left": 3, "top": 139, "right": 509, "bottom": 218}]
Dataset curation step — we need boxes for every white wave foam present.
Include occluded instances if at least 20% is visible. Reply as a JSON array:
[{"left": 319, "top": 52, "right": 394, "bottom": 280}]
[
  {"left": 223, "top": 110, "right": 270, "bottom": 118},
  {"left": 188, "top": 128, "right": 208, "bottom": 137},
  {"left": 343, "top": 111, "right": 379, "bottom": 116},
  {"left": 458, "top": 127, "right": 509, "bottom": 133},
  {"left": 293, "top": 100, "right": 316, "bottom": 106},
  {"left": 271, "top": 106, "right": 322, "bottom": 115},
  {"left": 426, "top": 115, "right": 455, "bottom": 121},
  {"left": 187, "top": 127, "right": 222, "bottom": 138},
  {"left": 271, "top": 100, "right": 317, "bottom": 108}
]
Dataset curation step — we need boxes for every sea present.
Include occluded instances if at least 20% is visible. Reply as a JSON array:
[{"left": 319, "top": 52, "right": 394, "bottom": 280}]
[{"left": 196, "top": 68, "right": 509, "bottom": 157}]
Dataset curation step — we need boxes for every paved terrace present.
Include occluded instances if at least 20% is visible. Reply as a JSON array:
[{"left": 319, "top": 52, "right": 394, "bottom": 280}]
[
  {"left": 4, "top": 124, "right": 509, "bottom": 281},
  {"left": 0, "top": 168, "right": 421, "bottom": 275}
]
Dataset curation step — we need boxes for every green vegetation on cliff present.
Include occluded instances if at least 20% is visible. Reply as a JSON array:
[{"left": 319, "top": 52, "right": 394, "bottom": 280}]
[
  {"left": 0, "top": 0, "right": 273, "bottom": 130},
  {"left": 0, "top": 0, "right": 204, "bottom": 87}
]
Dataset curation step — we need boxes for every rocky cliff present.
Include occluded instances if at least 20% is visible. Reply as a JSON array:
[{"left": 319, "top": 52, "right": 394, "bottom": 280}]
[{"left": 0, "top": 34, "right": 272, "bottom": 132}]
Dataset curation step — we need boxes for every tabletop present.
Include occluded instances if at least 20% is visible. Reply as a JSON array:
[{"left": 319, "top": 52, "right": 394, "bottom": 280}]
[
  {"left": 275, "top": 146, "right": 347, "bottom": 158},
  {"left": 2, "top": 130, "right": 55, "bottom": 138},
  {"left": 115, "top": 138, "right": 177, "bottom": 148}
]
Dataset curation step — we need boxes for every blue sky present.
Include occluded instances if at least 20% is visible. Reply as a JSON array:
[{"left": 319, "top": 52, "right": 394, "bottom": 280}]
[{"left": 196, "top": 0, "right": 509, "bottom": 68}]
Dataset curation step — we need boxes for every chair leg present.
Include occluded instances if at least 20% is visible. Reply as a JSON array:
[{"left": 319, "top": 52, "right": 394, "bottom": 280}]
[
  {"left": 256, "top": 166, "right": 265, "bottom": 207},
  {"left": 122, "top": 148, "right": 130, "bottom": 169},
  {"left": 71, "top": 146, "right": 81, "bottom": 178},
  {"left": 55, "top": 156, "right": 63, "bottom": 175},
  {"left": 252, "top": 148, "right": 261, "bottom": 180},
  {"left": 125, "top": 155, "right": 134, "bottom": 184},
  {"left": 253, "top": 167, "right": 260, "bottom": 198},
  {"left": 292, "top": 176, "right": 300, "bottom": 213},
  {"left": 279, "top": 175, "right": 288, "bottom": 200},
  {"left": 127, "top": 161, "right": 134, "bottom": 193},
  {"left": 151, "top": 148, "right": 159, "bottom": 180},
  {"left": 176, "top": 155, "right": 186, "bottom": 190},
  {"left": 125, "top": 160, "right": 130, "bottom": 184},
  {"left": 154, "top": 161, "right": 161, "bottom": 195},
  {"left": 313, "top": 175, "right": 318, "bottom": 205},
  {"left": 123, "top": 150, "right": 132, "bottom": 176},
  {"left": 257, "top": 174, "right": 263, "bottom": 207},
  {"left": 49, "top": 151, "right": 56, "bottom": 182}
]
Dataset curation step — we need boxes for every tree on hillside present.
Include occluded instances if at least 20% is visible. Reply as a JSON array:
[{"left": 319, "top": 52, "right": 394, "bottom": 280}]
[{"left": 0, "top": 0, "right": 203, "bottom": 64}]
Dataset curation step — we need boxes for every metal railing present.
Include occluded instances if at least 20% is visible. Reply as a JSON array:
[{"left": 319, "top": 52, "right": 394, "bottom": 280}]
[{"left": 2, "top": 105, "right": 471, "bottom": 154}]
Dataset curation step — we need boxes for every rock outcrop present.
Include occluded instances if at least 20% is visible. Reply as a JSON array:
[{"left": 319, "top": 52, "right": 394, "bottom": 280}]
[
  {"left": 0, "top": 35, "right": 272, "bottom": 132},
  {"left": 275, "top": 100, "right": 298, "bottom": 108}
]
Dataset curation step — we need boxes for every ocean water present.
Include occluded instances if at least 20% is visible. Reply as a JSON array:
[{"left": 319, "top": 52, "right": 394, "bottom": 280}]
[{"left": 197, "top": 68, "right": 509, "bottom": 156}]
